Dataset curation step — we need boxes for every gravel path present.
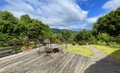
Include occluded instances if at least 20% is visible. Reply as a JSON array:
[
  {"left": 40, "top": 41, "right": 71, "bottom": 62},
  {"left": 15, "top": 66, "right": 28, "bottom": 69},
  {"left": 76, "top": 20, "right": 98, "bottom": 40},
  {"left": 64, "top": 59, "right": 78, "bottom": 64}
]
[{"left": 84, "top": 45, "right": 120, "bottom": 73}]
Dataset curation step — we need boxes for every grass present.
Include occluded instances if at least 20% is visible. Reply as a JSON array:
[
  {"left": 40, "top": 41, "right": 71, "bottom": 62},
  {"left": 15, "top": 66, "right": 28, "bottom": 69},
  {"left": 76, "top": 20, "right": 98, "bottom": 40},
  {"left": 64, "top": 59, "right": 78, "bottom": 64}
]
[
  {"left": 94, "top": 45, "right": 120, "bottom": 61},
  {"left": 65, "top": 45, "right": 94, "bottom": 57}
]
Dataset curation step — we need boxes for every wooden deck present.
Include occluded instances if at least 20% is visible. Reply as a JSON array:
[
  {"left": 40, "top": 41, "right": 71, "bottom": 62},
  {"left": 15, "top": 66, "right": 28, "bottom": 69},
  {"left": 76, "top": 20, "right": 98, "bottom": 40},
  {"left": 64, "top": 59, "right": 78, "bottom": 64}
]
[{"left": 0, "top": 47, "right": 90, "bottom": 73}]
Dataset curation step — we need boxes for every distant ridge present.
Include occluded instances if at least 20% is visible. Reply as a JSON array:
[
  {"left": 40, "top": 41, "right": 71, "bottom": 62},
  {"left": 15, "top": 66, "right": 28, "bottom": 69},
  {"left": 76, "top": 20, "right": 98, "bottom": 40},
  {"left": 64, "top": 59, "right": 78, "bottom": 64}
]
[{"left": 52, "top": 28, "right": 78, "bottom": 33}]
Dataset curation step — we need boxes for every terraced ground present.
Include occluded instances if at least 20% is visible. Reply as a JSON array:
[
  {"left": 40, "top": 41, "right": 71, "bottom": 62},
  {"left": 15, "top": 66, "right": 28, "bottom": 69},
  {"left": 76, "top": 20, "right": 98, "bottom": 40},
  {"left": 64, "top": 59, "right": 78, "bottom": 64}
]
[{"left": 0, "top": 47, "right": 90, "bottom": 73}]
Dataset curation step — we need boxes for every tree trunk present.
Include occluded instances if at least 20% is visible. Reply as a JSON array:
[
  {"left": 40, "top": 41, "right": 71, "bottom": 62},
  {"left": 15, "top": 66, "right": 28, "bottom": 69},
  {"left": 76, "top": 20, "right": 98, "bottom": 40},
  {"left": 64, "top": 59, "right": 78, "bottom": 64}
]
[
  {"left": 34, "top": 39, "right": 37, "bottom": 48},
  {"left": 65, "top": 43, "right": 67, "bottom": 49}
]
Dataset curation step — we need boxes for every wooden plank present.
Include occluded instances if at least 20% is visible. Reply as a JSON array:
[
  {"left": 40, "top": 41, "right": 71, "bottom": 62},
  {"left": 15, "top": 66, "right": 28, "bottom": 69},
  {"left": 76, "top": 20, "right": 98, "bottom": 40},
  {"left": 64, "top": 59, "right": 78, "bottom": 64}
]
[{"left": 0, "top": 48, "right": 90, "bottom": 73}]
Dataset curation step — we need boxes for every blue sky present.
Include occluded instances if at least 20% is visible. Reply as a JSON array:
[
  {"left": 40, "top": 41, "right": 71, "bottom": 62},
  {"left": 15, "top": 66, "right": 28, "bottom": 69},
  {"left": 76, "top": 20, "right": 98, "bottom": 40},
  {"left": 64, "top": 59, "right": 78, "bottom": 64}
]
[{"left": 0, "top": 0, "right": 120, "bottom": 31}]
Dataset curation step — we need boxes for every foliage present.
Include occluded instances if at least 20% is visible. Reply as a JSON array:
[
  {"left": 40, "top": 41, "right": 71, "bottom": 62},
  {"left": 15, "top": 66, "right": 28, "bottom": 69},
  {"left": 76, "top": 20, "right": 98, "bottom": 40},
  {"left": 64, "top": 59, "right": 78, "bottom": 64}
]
[
  {"left": 0, "top": 11, "right": 51, "bottom": 47},
  {"left": 0, "top": 33, "right": 12, "bottom": 41},
  {"left": 51, "top": 33, "right": 63, "bottom": 44},
  {"left": 29, "top": 41, "right": 35, "bottom": 48},
  {"left": 74, "top": 7, "right": 120, "bottom": 45},
  {"left": 60, "top": 29, "right": 72, "bottom": 43},
  {"left": 96, "top": 41, "right": 107, "bottom": 46},
  {"left": 21, "top": 36, "right": 31, "bottom": 51},
  {"left": 116, "top": 35, "right": 120, "bottom": 44},
  {"left": 97, "top": 33, "right": 110, "bottom": 43},
  {"left": 1, "top": 8, "right": 120, "bottom": 48},
  {"left": 52, "top": 38, "right": 61, "bottom": 44},
  {"left": 74, "top": 29, "right": 95, "bottom": 45},
  {"left": 93, "top": 7, "right": 120, "bottom": 36},
  {"left": 0, "top": 11, "right": 19, "bottom": 40}
]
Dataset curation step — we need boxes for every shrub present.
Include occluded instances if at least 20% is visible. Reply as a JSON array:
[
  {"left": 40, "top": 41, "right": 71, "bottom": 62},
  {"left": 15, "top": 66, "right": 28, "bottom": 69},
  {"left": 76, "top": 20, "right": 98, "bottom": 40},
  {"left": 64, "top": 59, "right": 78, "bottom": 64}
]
[
  {"left": 72, "top": 41, "right": 77, "bottom": 46},
  {"left": 29, "top": 41, "right": 35, "bottom": 48},
  {"left": 97, "top": 33, "right": 110, "bottom": 43},
  {"left": 116, "top": 35, "right": 120, "bottom": 44},
  {"left": 53, "top": 38, "right": 61, "bottom": 44},
  {"left": 96, "top": 41, "right": 107, "bottom": 45},
  {"left": 21, "top": 36, "right": 31, "bottom": 51},
  {"left": 0, "top": 33, "right": 11, "bottom": 41},
  {"left": 108, "top": 42, "right": 120, "bottom": 48},
  {"left": 21, "top": 46, "right": 26, "bottom": 51},
  {"left": 78, "top": 41, "right": 86, "bottom": 45}
]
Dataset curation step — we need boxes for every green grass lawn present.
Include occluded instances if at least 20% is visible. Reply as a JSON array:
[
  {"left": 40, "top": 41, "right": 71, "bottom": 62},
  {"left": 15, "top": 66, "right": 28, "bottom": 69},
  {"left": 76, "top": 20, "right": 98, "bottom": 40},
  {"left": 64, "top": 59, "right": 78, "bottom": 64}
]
[
  {"left": 65, "top": 45, "right": 94, "bottom": 57},
  {"left": 94, "top": 45, "right": 120, "bottom": 61}
]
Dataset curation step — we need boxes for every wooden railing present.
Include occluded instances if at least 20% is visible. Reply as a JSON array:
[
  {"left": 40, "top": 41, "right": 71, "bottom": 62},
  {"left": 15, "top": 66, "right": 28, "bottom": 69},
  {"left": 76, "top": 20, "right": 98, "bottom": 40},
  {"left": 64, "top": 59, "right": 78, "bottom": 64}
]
[{"left": 0, "top": 47, "right": 14, "bottom": 58}]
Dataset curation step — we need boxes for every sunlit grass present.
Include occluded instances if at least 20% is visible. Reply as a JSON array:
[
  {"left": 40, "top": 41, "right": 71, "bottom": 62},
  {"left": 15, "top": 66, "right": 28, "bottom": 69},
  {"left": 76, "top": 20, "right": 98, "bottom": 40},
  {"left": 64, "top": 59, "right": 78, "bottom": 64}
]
[
  {"left": 65, "top": 45, "right": 94, "bottom": 57},
  {"left": 94, "top": 45, "right": 120, "bottom": 61},
  {"left": 94, "top": 45, "right": 119, "bottom": 54}
]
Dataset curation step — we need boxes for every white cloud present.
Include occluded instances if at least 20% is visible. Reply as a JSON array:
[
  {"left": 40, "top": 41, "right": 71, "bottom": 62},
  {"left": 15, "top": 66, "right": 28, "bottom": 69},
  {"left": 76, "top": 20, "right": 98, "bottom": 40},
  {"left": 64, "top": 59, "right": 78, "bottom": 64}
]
[
  {"left": 102, "top": 0, "right": 120, "bottom": 10},
  {"left": 51, "top": 22, "right": 86, "bottom": 31},
  {"left": 0, "top": 0, "right": 88, "bottom": 28},
  {"left": 80, "top": 16, "right": 100, "bottom": 30},
  {"left": 51, "top": 15, "right": 99, "bottom": 31},
  {"left": 87, "top": 16, "right": 98, "bottom": 24}
]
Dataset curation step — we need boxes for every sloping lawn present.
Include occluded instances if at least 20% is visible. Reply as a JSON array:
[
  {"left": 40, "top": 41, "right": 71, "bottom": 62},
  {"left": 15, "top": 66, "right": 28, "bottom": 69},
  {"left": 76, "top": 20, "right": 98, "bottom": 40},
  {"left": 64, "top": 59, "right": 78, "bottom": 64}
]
[
  {"left": 94, "top": 45, "right": 120, "bottom": 61},
  {"left": 65, "top": 45, "right": 94, "bottom": 57}
]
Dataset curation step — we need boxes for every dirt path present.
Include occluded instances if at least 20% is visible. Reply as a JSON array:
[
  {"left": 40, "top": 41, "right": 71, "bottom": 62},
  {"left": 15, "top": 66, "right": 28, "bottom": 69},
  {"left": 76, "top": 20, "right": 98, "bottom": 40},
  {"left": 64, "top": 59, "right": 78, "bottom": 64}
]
[
  {"left": 84, "top": 45, "right": 120, "bottom": 73},
  {"left": 86, "top": 45, "right": 107, "bottom": 61}
]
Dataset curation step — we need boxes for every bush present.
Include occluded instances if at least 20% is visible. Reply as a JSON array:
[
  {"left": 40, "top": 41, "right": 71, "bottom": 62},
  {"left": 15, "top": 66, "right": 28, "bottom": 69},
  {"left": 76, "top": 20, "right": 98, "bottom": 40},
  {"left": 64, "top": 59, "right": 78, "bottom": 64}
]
[
  {"left": 97, "top": 33, "right": 110, "bottom": 43},
  {"left": 108, "top": 42, "right": 120, "bottom": 48},
  {"left": 78, "top": 41, "right": 86, "bottom": 45},
  {"left": 29, "top": 41, "right": 35, "bottom": 48},
  {"left": 53, "top": 38, "right": 61, "bottom": 44},
  {"left": 96, "top": 41, "right": 107, "bottom": 45},
  {"left": 9, "top": 38, "right": 18, "bottom": 45},
  {"left": 21, "top": 36, "right": 31, "bottom": 51},
  {"left": 21, "top": 46, "right": 27, "bottom": 51},
  {"left": 72, "top": 41, "right": 77, "bottom": 46},
  {"left": 116, "top": 35, "right": 120, "bottom": 44},
  {"left": 0, "top": 42, "right": 9, "bottom": 47},
  {"left": 0, "top": 33, "right": 12, "bottom": 41}
]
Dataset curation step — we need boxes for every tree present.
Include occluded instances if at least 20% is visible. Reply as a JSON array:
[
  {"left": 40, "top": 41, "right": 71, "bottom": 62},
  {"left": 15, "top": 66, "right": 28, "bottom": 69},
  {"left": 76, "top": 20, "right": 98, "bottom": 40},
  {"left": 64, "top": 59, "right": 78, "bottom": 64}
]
[
  {"left": 0, "top": 11, "right": 52, "bottom": 48},
  {"left": 93, "top": 7, "right": 120, "bottom": 36},
  {"left": 19, "top": 14, "right": 32, "bottom": 37},
  {"left": 74, "top": 29, "right": 95, "bottom": 44},
  {"left": 51, "top": 33, "right": 62, "bottom": 44},
  {"left": 28, "top": 19, "right": 47, "bottom": 47},
  {"left": 60, "top": 29, "right": 71, "bottom": 48},
  {"left": 0, "top": 11, "right": 18, "bottom": 41},
  {"left": 97, "top": 33, "right": 110, "bottom": 43}
]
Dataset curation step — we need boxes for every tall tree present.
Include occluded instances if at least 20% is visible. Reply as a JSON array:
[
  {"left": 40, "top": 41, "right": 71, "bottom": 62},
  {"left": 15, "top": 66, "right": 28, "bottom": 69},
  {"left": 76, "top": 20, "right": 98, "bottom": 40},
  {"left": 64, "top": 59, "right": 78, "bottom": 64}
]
[
  {"left": 93, "top": 7, "right": 120, "bottom": 36},
  {"left": 19, "top": 14, "right": 32, "bottom": 37},
  {"left": 0, "top": 11, "right": 18, "bottom": 41},
  {"left": 60, "top": 29, "right": 71, "bottom": 48},
  {"left": 74, "top": 29, "right": 93, "bottom": 44}
]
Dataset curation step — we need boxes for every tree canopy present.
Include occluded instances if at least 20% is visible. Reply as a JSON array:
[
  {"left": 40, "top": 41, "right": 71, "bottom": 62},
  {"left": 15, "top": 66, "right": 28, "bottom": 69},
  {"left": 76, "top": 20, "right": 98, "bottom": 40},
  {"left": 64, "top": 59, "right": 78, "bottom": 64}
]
[
  {"left": 0, "top": 11, "right": 51, "bottom": 42},
  {"left": 74, "top": 7, "right": 120, "bottom": 45},
  {"left": 93, "top": 7, "right": 120, "bottom": 36}
]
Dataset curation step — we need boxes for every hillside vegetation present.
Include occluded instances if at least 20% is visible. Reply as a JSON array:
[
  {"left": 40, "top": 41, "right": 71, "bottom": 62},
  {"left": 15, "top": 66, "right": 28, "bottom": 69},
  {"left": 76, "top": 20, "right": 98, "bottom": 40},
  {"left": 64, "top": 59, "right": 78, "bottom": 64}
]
[{"left": 74, "top": 7, "right": 120, "bottom": 47}]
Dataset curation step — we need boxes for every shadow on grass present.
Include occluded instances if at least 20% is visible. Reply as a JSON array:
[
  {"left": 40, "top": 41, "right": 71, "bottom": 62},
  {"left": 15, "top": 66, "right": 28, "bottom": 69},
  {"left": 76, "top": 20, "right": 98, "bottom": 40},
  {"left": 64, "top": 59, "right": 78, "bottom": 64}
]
[{"left": 84, "top": 50, "right": 120, "bottom": 73}]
